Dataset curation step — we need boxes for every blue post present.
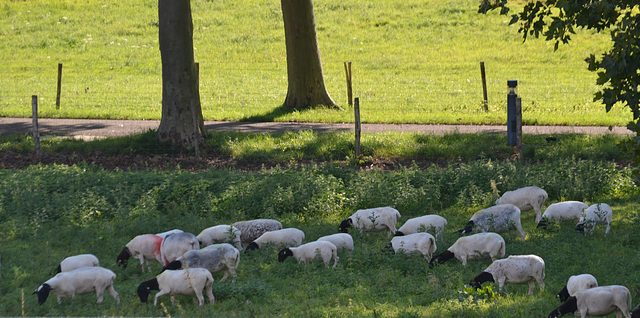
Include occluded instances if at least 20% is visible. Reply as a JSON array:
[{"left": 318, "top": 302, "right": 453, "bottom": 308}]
[{"left": 507, "top": 80, "right": 518, "bottom": 146}]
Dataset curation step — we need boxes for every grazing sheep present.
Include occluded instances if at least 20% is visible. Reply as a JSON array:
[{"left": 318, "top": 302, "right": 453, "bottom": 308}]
[
  {"left": 339, "top": 206, "right": 401, "bottom": 239},
  {"left": 389, "top": 232, "right": 437, "bottom": 261},
  {"left": 116, "top": 234, "right": 163, "bottom": 272},
  {"left": 576, "top": 203, "right": 613, "bottom": 235},
  {"left": 137, "top": 268, "right": 214, "bottom": 306},
  {"left": 547, "top": 285, "right": 631, "bottom": 318},
  {"left": 232, "top": 219, "right": 283, "bottom": 246},
  {"left": 557, "top": 274, "right": 598, "bottom": 302},
  {"left": 317, "top": 233, "right": 354, "bottom": 251},
  {"left": 156, "top": 229, "right": 184, "bottom": 239},
  {"left": 196, "top": 225, "right": 242, "bottom": 250},
  {"left": 278, "top": 241, "right": 338, "bottom": 269},
  {"left": 245, "top": 228, "right": 305, "bottom": 251},
  {"left": 396, "top": 214, "right": 448, "bottom": 241},
  {"left": 538, "top": 201, "right": 589, "bottom": 229},
  {"left": 457, "top": 204, "right": 526, "bottom": 242},
  {"left": 56, "top": 254, "right": 99, "bottom": 273},
  {"left": 33, "top": 267, "right": 119, "bottom": 305},
  {"left": 470, "top": 254, "right": 545, "bottom": 295},
  {"left": 160, "top": 232, "right": 199, "bottom": 265},
  {"left": 164, "top": 243, "right": 240, "bottom": 283},
  {"left": 495, "top": 186, "right": 548, "bottom": 223},
  {"left": 430, "top": 232, "right": 505, "bottom": 267}
]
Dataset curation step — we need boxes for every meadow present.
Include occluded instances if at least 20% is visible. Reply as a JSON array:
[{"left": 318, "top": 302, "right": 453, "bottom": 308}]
[{"left": 0, "top": 0, "right": 632, "bottom": 126}]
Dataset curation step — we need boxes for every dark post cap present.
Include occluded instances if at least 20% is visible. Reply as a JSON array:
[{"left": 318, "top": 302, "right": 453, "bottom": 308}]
[{"left": 507, "top": 80, "right": 518, "bottom": 88}]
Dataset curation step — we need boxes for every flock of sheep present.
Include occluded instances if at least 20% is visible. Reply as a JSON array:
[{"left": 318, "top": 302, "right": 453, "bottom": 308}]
[{"left": 30, "top": 185, "right": 639, "bottom": 317}]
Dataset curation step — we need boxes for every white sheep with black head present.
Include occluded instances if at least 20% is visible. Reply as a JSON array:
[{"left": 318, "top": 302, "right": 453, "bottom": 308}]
[
  {"left": 396, "top": 214, "right": 447, "bottom": 241},
  {"left": 537, "top": 201, "right": 589, "bottom": 229},
  {"left": 495, "top": 186, "right": 548, "bottom": 223},
  {"left": 56, "top": 254, "right": 99, "bottom": 273},
  {"left": 339, "top": 206, "right": 401, "bottom": 239},
  {"left": 317, "top": 233, "right": 354, "bottom": 251},
  {"left": 457, "top": 204, "right": 526, "bottom": 242},
  {"left": 137, "top": 268, "right": 214, "bottom": 306},
  {"left": 163, "top": 243, "right": 240, "bottom": 283},
  {"left": 197, "top": 225, "right": 242, "bottom": 250},
  {"left": 576, "top": 203, "right": 613, "bottom": 235},
  {"left": 430, "top": 232, "right": 505, "bottom": 267},
  {"left": 557, "top": 274, "right": 598, "bottom": 302},
  {"left": 33, "top": 266, "right": 119, "bottom": 305},
  {"left": 388, "top": 232, "right": 437, "bottom": 261},
  {"left": 548, "top": 285, "right": 631, "bottom": 318},
  {"left": 470, "top": 254, "right": 545, "bottom": 295},
  {"left": 116, "top": 234, "right": 164, "bottom": 272},
  {"left": 245, "top": 228, "right": 305, "bottom": 251},
  {"left": 278, "top": 241, "right": 338, "bottom": 268}
]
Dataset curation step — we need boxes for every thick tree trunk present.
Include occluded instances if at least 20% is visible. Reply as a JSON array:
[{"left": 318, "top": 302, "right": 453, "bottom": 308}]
[
  {"left": 281, "top": 0, "right": 338, "bottom": 109},
  {"left": 157, "top": 0, "right": 206, "bottom": 147}
]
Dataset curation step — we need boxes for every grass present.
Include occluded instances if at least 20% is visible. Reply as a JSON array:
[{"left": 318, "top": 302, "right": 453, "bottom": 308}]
[
  {"left": 0, "top": 0, "right": 632, "bottom": 126},
  {"left": 0, "top": 160, "right": 638, "bottom": 317}
]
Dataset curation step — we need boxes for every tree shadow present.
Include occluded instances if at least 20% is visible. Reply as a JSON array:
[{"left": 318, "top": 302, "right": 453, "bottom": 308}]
[{"left": 239, "top": 104, "right": 297, "bottom": 123}]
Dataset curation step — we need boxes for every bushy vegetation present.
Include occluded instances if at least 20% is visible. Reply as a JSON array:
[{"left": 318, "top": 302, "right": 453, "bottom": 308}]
[{"left": 0, "top": 159, "right": 638, "bottom": 317}]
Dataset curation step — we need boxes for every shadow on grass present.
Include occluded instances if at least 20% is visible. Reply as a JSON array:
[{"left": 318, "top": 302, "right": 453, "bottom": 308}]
[{"left": 239, "top": 104, "right": 297, "bottom": 122}]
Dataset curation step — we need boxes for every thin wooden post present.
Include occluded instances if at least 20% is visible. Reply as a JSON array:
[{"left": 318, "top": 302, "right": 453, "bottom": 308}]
[
  {"left": 56, "top": 63, "right": 62, "bottom": 109},
  {"left": 516, "top": 97, "right": 523, "bottom": 161},
  {"left": 354, "top": 97, "right": 361, "bottom": 157},
  {"left": 480, "top": 61, "right": 488, "bottom": 111},
  {"left": 32, "top": 95, "right": 42, "bottom": 159},
  {"left": 190, "top": 99, "right": 200, "bottom": 162},
  {"left": 344, "top": 61, "right": 353, "bottom": 106}
]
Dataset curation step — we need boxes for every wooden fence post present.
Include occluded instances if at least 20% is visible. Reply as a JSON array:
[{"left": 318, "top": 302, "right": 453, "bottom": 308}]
[
  {"left": 344, "top": 61, "right": 353, "bottom": 106},
  {"left": 32, "top": 95, "right": 42, "bottom": 159},
  {"left": 354, "top": 97, "right": 361, "bottom": 157},
  {"left": 56, "top": 63, "right": 63, "bottom": 109},
  {"left": 516, "top": 97, "right": 523, "bottom": 161},
  {"left": 480, "top": 61, "right": 488, "bottom": 111}
]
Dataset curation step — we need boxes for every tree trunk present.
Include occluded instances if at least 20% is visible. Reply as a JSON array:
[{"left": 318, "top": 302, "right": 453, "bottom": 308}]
[
  {"left": 281, "top": 0, "right": 338, "bottom": 109},
  {"left": 157, "top": 0, "right": 206, "bottom": 147}
]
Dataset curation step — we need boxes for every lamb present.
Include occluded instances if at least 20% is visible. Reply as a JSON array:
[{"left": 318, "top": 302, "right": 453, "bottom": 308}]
[
  {"left": 537, "top": 201, "right": 589, "bottom": 229},
  {"left": 457, "top": 204, "right": 526, "bottom": 242},
  {"left": 160, "top": 232, "right": 199, "bottom": 265},
  {"left": 338, "top": 206, "right": 401, "bottom": 239},
  {"left": 495, "top": 186, "right": 548, "bottom": 223},
  {"left": 547, "top": 285, "right": 631, "bottom": 318},
  {"left": 156, "top": 229, "right": 184, "bottom": 239},
  {"left": 316, "top": 233, "right": 354, "bottom": 251},
  {"left": 557, "top": 274, "right": 598, "bottom": 302},
  {"left": 576, "top": 203, "right": 613, "bottom": 235},
  {"left": 389, "top": 232, "right": 437, "bottom": 261},
  {"left": 56, "top": 254, "right": 99, "bottom": 273},
  {"left": 245, "top": 228, "right": 305, "bottom": 251},
  {"left": 396, "top": 214, "right": 448, "bottom": 241},
  {"left": 137, "top": 268, "right": 214, "bottom": 306},
  {"left": 278, "top": 241, "right": 339, "bottom": 269},
  {"left": 116, "top": 234, "right": 163, "bottom": 272},
  {"left": 232, "top": 219, "right": 283, "bottom": 246},
  {"left": 196, "top": 225, "right": 242, "bottom": 250},
  {"left": 163, "top": 243, "right": 240, "bottom": 283},
  {"left": 470, "top": 254, "right": 545, "bottom": 295},
  {"left": 430, "top": 232, "right": 505, "bottom": 267},
  {"left": 33, "top": 266, "right": 119, "bottom": 305}
]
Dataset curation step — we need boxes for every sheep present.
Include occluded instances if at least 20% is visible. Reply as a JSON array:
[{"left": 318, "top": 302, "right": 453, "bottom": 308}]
[
  {"left": 396, "top": 214, "right": 448, "bottom": 241},
  {"left": 547, "top": 285, "right": 632, "bottom": 318},
  {"left": 389, "top": 232, "right": 437, "bottom": 261},
  {"left": 160, "top": 232, "right": 199, "bottom": 265},
  {"left": 495, "top": 186, "right": 548, "bottom": 223},
  {"left": 232, "top": 219, "right": 283, "bottom": 246},
  {"left": 316, "top": 233, "right": 354, "bottom": 251},
  {"left": 557, "top": 274, "right": 598, "bottom": 302},
  {"left": 196, "top": 225, "right": 242, "bottom": 250},
  {"left": 338, "top": 206, "right": 401, "bottom": 239},
  {"left": 163, "top": 243, "right": 240, "bottom": 283},
  {"left": 457, "top": 204, "right": 526, "bottom": 242},
  {"left": 278, "top": 241, "right": 338, "bottom": 269},
  {"left": 430, "top": 232, "right": 505, "bottom": 267},
  {"left": 470, "top": 254, "right": 545, "bottom": 295},
  {"left": 576, "top": 203, "right": 613, "bottom": 235},
  {"left": 116, "top": 234, "right": 164, "bottom": 272},
  {"left": 245, "top": 228, "right": 305, "bottom": 251},
  {"left": 56, "top": 254, "right": 99, "bottom": 273},
  {"left": 632, "top": 304, "right": 640, "bottom": 318},
  {"left": 137, "top": 268, "right": 214, "bottom": 306},
  {"left": 33, "top": 266, "right": 119, "bottom": 305},
  {"left": 156, "top": 229, "right": 184, "bottom": 239},
  {"left": 537, "top": 201, "right": 589, "bottom": 229}
]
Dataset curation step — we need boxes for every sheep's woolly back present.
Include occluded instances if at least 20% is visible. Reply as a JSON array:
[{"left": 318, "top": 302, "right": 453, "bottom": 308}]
[
  {"left": 448, "top": 232, "right": 505, "bottom": 265},
  {"left": 574, "top": 285, "right": 632, "bottom": 318},
  {"left": 484, "top": 254, "right": 545, "bottom": 295},
  {"left": 566, "top": 274, "right": 598, "bottom": 297},
  {"left": 179, "top": 243, "right": 240, "bottom": 282},
  {"left": 197, "top": 225, "right": 242, "bottom": 249},
  {"left": 397, "top": 214, "right": 447, "bottom": 240},
  {"left": 233, "top": 219, "right": 283, "bottom": 244},
  {"left": 160, "top": 232, "right": 199, "bottom": 265},
  {"left": 578, "top": 203, "right": 613, "bottom": 234},
  {"left": 289, "top": 241, "right": 339, "bottom": 268},
  {"left": 156, "top": 229, "right": 183, "bottom": 239},
  {"left": 317, "top": 233, "right": 354, "bottom": 251},
  {"left": 469, "top": 204, "right": 525, "bottom": 241},
  {"left": 39, "top": 266, "right": 119, "bottom": 304},
  {"left": 390, "top": 232, "right": 436, "bottom": 261},
  {"left": 253, "top": 228, "right": 305, "bottom": 249},
  {"left": 541, "top": 201, "right": 588, "bottom": 222},
  {"left": 348, "top": 206, "right": 401, "bottom": 238},
  {"left": 154, "top": 268, "right": 215, "bottom": 306},
  {"left": 495, "top": 186, "right": 548, "bottom": 223},
  {"left": 59, "top": 254, "right": 99, "bottom": 272}
]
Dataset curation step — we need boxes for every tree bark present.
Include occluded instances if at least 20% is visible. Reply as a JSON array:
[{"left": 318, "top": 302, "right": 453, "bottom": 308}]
[
  {"left": 157, "top": 0, "right": 206, "bottom": 147},
  {"left": 281, "top": 0, "right": 338, "bottom": 109}
]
